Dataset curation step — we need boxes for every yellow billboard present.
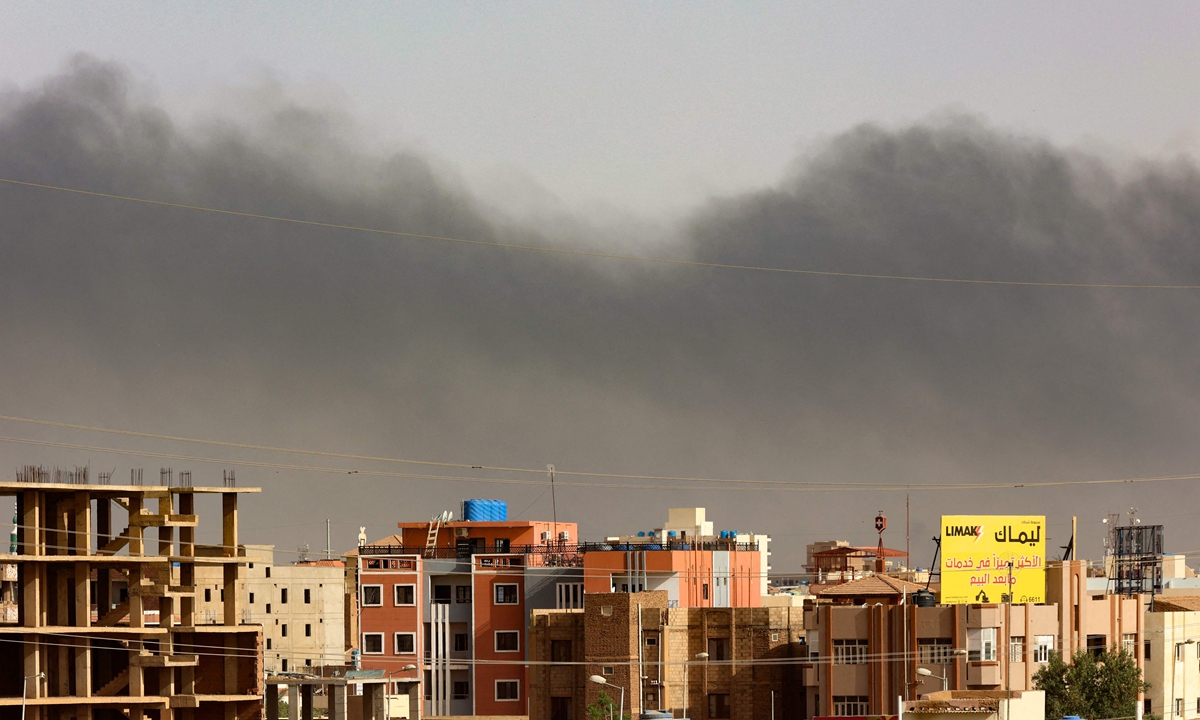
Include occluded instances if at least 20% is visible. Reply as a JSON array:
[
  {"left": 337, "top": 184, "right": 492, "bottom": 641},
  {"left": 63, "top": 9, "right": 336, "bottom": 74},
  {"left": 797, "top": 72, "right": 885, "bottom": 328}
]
[{"left": 940, "top": 515, "right": 1046, "bottom": 604}]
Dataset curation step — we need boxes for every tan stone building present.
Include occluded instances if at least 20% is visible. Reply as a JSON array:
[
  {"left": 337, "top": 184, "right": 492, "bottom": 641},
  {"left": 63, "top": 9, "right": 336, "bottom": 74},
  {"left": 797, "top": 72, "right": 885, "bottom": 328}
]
[
  {"left": 195, "top": 544, "right": 346, "bottom": 674},
  {"left": 528, "top": 591, "right": 805, "bottom": 720},
  {"left": 801, "top": 560, "right": 1144, "bottom": 719},
  {"left": 1143, "top": 596, "right": 1200, "bottom": 720}
]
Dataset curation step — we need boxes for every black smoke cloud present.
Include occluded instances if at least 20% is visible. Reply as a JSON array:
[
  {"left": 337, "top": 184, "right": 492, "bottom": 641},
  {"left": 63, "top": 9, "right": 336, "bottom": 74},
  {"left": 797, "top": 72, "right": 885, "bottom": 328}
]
[{"left": 3, "top": 56, "right": 1199, "bottom": 566}]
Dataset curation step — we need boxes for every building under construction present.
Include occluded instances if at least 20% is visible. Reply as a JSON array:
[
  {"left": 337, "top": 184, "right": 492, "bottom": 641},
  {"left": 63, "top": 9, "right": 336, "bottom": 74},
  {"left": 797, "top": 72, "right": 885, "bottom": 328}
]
[{"left": 0, "top": 466, "right": 263, "bottom": 720}]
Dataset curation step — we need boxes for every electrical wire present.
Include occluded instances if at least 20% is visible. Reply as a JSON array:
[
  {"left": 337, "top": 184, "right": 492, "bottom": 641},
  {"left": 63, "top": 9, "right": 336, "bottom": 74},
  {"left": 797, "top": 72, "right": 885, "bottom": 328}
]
[{"left": 4, "top": 176, "right": 1200, "bottom": 290}]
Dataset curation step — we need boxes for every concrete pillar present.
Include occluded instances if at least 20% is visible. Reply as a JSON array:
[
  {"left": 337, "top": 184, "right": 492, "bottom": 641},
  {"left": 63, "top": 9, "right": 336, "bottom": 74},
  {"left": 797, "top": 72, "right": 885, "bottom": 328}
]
[
  {"left": 302, "top": 684, "right": 314, "bottom": 720},
  {"left": 366, "top": 683, "right": 386, "bottom": 720},
  {"left": 289, "top": 684, "right": 301, "bottom": 720},
  {"left": 267, "top": 683, "right": 280, "bottom": 720},
  {"left": 330, "top": 685, "right": 348, "bottom": 720}
]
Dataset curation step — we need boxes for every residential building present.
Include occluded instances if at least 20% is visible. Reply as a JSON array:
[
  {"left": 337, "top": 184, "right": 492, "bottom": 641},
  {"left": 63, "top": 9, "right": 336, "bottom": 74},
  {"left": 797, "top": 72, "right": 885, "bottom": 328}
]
[
  {"left": 528, "top": 591, "right": 806, "bottom": 720},
  {"left": 1143, "top": 596, "right": 1200, "bottom": 720},
  {"left": 195, "top": 544, "right": 346, "bottom": 675},
  {"left": 903, "top": 690, "right": 1045, "bottom": 720},
  {"left": 583, "top": 507, "right": 770, "bottom": 607},
  {"left": 800, "top": 560, "right": 1145, "bottom": 718},
  {"left": 0, "top": 467, "right": 263, "bottom": 720},
  {"left": 354, "top": 509, "right": 582, "bottom": 718}
]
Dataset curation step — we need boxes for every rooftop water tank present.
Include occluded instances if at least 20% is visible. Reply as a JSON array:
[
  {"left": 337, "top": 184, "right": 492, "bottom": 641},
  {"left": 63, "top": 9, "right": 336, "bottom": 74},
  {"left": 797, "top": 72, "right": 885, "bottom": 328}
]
[
  {"left": 463, "top": 499, "right": 508, "bottom": 522},
  {"left": 913, "top": 589, "right": 937, "bottom": 607}
]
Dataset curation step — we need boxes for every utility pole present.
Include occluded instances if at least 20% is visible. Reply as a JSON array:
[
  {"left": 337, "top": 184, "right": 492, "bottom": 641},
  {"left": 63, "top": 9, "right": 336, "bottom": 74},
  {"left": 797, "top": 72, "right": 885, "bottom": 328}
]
[{"left": 326, "top": 519, "right": 331, "bottom": 560}]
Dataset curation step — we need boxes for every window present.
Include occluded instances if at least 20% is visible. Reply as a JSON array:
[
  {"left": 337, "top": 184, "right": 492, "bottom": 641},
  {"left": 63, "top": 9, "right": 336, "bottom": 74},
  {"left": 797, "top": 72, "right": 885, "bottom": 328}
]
[
  {"left": 282, "top": 624, "right": 288, "bottom": 637},
  {"left": 495, "top": 538, "right": 511, "bottom": 553},
  {"left": 266, "top": 638, "right": 272, "bottom": 650},
  {"left": 282, "top": 658, "right": 288, "bottom": 671},
  {"left": 394, "top": 633, "right": 416, "bottom": 654},
  {"left": 1010, "top": 635, "right": 1025, "bottom": 663},
  {"left": 433, "top": 585, "right": 452, "bottom": 604},
  {"left": 1120, "top": 633, "right": 1137, "bottom": 656},
  {"left": 362, "top": 585, "right": 383, "bottom": 607},
  {"left": 266, "top": 603, "right": 271, "bottom": 614},
  {"left": 708, "top": 638, "right": 730, "bottom": 661},
  {"left": 496, "top": 680, "right": 520, "bottom": 701},
  {"left": 496, "top": 631, "right": 520, "bottom": 652},
  {"left": 281, "top": 588, "right": 288, "bottom": 604},
  {"left": 771, "top": 633, "right": 780, "bottom": 642},
  {"left": 1196, "top": 698, "right": 1200, "bottom": 714},
  {"left": 394, "top": 584, "right": 415, "bottom": 606},
  {"left": 646, "top": 637, "right": 657, "bottom": 646},
  {"left": 454, "top": 633, "right": 469, "bottom": 652},
  {"left": 249, "top": 592, "right": 255, "bottom": 605},
  {"left": 1033, "top": 635, "right": 1055, "bottom": 663},
  {"left": 1177, "top": 699, "right": 1183, "bottom": 716},
  {"left": 1146, "top": 700, "right": 1153, "bottom": 716},
  {"left": 1147, "top": 641, "right": 1152, "bottom": 661},
  {"left": 204, "top": 589, "right": 211, "bottom": 602},
  {"left": 833, "top": 639, "right": 869, "bottom": 665},
  {"left": 708, "top": 693, "right": 732, "bottom": 719},
  {"left": 305, "top": 624, "right": 311, "bottom": 637},
  {"left": 601, "top": 606, "right": 614, "bottom": 617},
  {"left": 453, "top": 681, "right": 470, "bottom": 699},
  {"left": 495, "top": 583, "right": 519, "bottom": 604},
  {"left": 1087, "top": 635, "right": 1106, "bottom": 659},
  {"left": 967, "top": 628, "right": 997, "bottom": 662},
  {"left": 456, "top": 586, "right": 472, "bottom": 603},
  {"left": 703, "top": 583, "right": 709, "bottom": 600},
  {"left": 834, "top": 696, "right": 870, "bottom": 716},
  {"left": 552, "top": 639, "right": 572, "bottom": 663},
  {"left": 363, "top": 633, "right": 384, "bottom": 654},
  {"left": 557, "top": 582, "right": 584, "bottom": 609},
  {"left": 304, "top": 588, "right": 311, "bottom": 604},
  {"left": 266, "top": 567, "right": 271, "bottom": 578},
  {"left": 602, "top": 666, "right": 615, "bottom": 676},
  {"left": 919, "top": 638, "right": 953, "bottom": 664},
  {"left": 551, "top": 697, "right": 574, "bottom": 720},
  {"left": 220, "top": 589, "right": 224, "bottom": 601}
]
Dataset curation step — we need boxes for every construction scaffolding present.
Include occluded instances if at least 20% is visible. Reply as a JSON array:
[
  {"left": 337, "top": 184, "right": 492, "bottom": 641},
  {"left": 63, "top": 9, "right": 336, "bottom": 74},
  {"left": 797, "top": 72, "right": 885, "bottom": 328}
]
[{"left": 0, "top": 466, "right": 263, "bottom": 720}]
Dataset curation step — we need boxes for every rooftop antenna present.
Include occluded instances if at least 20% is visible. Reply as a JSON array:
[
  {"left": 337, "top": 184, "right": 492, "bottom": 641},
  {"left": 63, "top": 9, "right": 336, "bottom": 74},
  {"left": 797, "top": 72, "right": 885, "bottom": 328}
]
[{"left": 548, "top": 464, "right": 557, "bottom": 545}]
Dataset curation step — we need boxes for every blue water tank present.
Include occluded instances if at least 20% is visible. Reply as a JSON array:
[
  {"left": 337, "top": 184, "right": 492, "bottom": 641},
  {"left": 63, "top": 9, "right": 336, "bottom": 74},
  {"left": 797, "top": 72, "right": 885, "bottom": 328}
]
[
  {"left": 637, "top": 531, "right": 646, "bottom": 537},
  {"left": 464, "top": 499, "right": 507, "bottom": 522},
  {"left": 668, "top": 531, "right": 677, "bottom": 537}
]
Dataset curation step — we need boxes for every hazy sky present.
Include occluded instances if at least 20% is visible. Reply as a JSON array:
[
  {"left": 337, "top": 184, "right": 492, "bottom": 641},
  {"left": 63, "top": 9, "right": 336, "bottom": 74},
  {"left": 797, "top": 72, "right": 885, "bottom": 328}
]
[
  {"left": 2, "top": 4, "right": 1200, "bottom": 569},
  {"left": 4, "top": 2, "right": 1200, "bottom": 214}
]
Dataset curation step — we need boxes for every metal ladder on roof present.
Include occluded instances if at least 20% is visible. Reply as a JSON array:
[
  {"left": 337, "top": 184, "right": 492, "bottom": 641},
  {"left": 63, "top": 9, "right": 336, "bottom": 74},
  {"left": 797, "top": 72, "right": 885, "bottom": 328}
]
[{"left": 424, "top": 510, "right": 452, "bottom": 557}]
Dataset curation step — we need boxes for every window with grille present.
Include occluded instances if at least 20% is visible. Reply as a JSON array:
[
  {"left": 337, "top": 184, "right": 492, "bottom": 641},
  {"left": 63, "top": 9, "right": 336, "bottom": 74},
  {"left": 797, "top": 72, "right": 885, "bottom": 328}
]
[
  {"left": 834, "top": 696, "right": 870, "bottom": 715},
  {"left": 394, "top": 584, "right": 415, "bottom": 606},
  {"left": 394, "top": 633, "right": 415, "bottom": 654},
  {"left": 833, "top": 639, "right": 868, "bottom": 665},
  {"left": 557, "top": 582, "right": 584, "bottom": 609},
  {"left": 494, "top": 583, "right": 519, "bottom": 604},
  {"left": 1123, "top": 633, "right": 1137, "bottom": 656},
  {"left": 457, "top": 585, "right": 472, "bottom": 603},
  {"left": 362, "top": 585, "right": 383, "bottom": 607},
  {"left": 919, "top": 638, "right": 953, "bottom": 664},
  {"left": 363, "top": 633, "right": 384, "bottom": 654},
  {"left": 1010, "top": 636, "right": 1025, "bottom": 663},
  {"left": 1033, "top": 635, "right": 1054, "bottom": 663}
]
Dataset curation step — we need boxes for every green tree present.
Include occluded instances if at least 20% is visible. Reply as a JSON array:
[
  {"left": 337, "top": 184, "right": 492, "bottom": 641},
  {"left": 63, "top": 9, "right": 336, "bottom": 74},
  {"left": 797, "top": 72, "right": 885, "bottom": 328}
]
[
  {"left": 587, "top": 690, "right": 629, "bottom": 720},
  {"left": 1033, "top": 648, "right": 1148, "bottom": 720}
]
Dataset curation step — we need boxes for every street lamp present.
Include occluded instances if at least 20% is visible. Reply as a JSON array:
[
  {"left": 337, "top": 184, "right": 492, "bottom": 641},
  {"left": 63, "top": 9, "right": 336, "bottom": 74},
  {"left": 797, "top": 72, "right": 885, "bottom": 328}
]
[
  {"left": 916, "top": 667, "right": 948, "bottom": 693},
  {"left": 22, "top": 673, "right": 45, "bottom": 720},
  {"left": 386, "top": 665, "right": 418, "bottom": 720},
  {"left": 685, "top": 652, "right": 708, "bottom": 719},
  {"left": 590, "top": 675, "right": 625, "bottom": 720}
]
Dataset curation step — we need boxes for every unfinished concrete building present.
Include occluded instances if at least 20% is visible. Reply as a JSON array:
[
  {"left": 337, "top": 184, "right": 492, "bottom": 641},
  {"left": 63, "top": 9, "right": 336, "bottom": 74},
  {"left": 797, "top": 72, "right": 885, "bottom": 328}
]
[{"left": 0, "top": 466, "right": 264, "bottom": 720}]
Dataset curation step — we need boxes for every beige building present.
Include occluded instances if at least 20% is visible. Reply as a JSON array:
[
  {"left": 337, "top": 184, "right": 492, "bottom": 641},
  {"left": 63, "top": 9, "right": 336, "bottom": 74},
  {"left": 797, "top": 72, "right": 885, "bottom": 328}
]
[
  {"left": 196, "top": 544, "right": 346, "bottom": 674},
  {"left": 801, "top": 561, "right": 1145, "bottom": 718},
  {"left": 528, "top": 591, "right": 806, "bottom": 720},
  {"left": 1144, "top": 597, "right": 1200, "bottom": 720},
  {"left": 905, "top": 690, "right": 1045, "bottom": 720}
]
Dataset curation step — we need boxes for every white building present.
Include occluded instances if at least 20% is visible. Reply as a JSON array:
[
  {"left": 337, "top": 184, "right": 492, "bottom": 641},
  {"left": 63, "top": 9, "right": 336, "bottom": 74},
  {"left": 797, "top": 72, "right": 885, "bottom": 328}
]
[
  {"left": 1145, "top": 597, "right": 1200, "bottom": 720},
  {"left": 196, "top": 544, "right": 346, "bottom": 673}
]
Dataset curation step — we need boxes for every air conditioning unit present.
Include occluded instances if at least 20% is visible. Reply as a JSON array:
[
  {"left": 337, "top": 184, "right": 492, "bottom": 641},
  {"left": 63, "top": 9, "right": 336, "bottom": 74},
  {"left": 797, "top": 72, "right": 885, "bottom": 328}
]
[
  {"left": 541, "top": 531, "right": 550, "bottom": 541},
  {"left": 558, "top": 531, "right": 571, "bottom": 541},
  {"left": 455, "top": 528, "right": 470, "bottom": 538}
]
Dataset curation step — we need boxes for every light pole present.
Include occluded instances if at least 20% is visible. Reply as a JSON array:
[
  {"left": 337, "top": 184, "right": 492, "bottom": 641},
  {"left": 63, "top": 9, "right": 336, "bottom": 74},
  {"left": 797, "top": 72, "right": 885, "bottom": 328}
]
[
  {"left": 22, "top": 672, "right": 45, "bottom": 720},
  {"left": 590, "top": 675, "right": 625, "bottom": 720},
  {"left": 386, "top": 665, "right": 418, "bottom": 720},
  {"left": 916, "top": 667, "right": 948, "bottom": 693},
  {"left": 685, "top": 652, "right": 708, "bottom": 719}
]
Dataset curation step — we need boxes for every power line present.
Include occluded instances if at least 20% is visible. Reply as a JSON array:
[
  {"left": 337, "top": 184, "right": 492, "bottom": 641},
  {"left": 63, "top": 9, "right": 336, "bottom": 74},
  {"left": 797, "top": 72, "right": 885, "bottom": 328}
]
[{"left": 3, "top": 176, "right": 1200, "bottom": 290}]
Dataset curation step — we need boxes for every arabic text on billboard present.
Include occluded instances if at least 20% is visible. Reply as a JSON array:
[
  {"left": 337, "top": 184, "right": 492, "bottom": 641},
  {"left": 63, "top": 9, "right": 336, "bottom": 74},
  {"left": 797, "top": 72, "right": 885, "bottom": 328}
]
[{"left": 940, "top": 515, "right": 1045, "bottom": 604}]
